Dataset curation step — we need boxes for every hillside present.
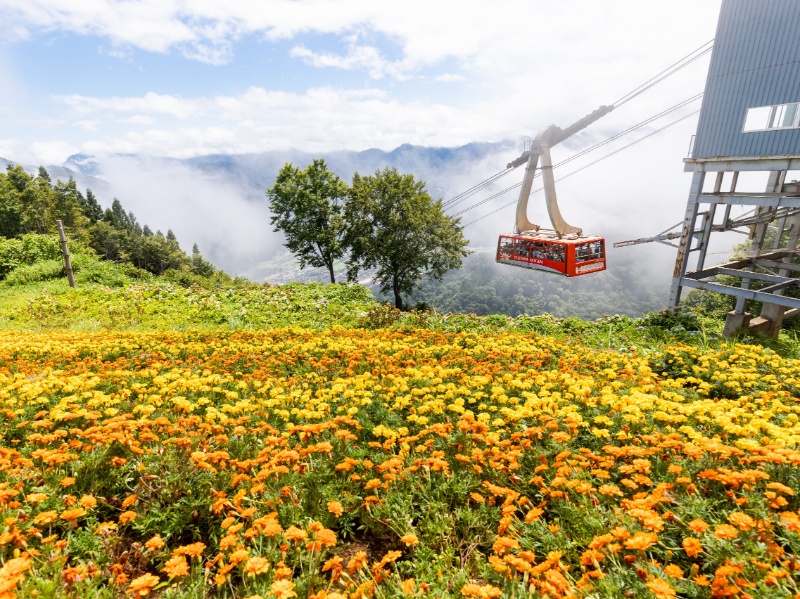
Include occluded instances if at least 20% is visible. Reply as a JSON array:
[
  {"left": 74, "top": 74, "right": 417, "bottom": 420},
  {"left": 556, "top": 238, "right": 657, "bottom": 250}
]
[{"left": 1, "top": 252, "right": 800, "bottom": 598}]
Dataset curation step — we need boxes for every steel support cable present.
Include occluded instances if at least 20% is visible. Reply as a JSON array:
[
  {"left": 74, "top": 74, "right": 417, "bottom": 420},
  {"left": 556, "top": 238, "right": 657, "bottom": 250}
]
[
  {"left": 461, "top": 109, "right": 700, "bottom": 225},
  {"left": 442, "top": 167, "right": 515, "bottom": 209},
  {"left": 612, "top": 39, "right": 713, "bottom": 108},
  {"left": 451, "top": 95, "right": 703, "bottom": 218},
  {"left": 443, "top": 43, "right": 712, "bottom": 212}
]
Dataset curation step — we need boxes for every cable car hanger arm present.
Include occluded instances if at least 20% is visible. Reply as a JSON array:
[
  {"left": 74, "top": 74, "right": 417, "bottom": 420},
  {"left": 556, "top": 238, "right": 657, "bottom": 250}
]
[{"left": 508, "top": 104, "right": 613, "bottom": 236}]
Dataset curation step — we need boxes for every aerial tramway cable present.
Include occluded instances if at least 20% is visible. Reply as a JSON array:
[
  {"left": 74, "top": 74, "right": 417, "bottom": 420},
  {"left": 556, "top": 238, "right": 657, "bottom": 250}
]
[
  {"left": 460, "top": 108, "right": 700, "bottom": 226},
  {"left": 450, "top": 93, "right": 703, "bottom": 219},
  {"left": 443, "top": 40, "right": 712, "bottom": 211}
]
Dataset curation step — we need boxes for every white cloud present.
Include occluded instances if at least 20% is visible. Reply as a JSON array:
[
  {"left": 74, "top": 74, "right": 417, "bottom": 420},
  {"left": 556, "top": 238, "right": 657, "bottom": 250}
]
[{"left": 29, "top": 140, "right": 79, "bottom": 164}]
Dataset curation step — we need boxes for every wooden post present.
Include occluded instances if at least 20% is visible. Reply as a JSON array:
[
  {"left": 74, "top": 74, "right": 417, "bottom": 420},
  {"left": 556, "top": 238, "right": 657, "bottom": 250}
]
[{"left": 56, "top": 219, "right": 76, "bottom": 288}]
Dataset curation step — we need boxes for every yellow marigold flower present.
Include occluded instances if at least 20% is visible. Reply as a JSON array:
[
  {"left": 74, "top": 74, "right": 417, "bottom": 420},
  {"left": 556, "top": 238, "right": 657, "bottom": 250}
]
[
  {"left": 144, "top": 534, "right": 165, "bottom": 552},
  {"left": 25, "top": 493, "right": 48, "bottom": 504},
  {"left": 327, "top": 500, "right": 343, "bottom": 517},
  {"left": 118, "top": 510, "right": 138, "bottom": 525},
  {"left": 400, "top": 533, "right": 419, "bottom": 547},
  {"left": 269, "top": 579, "right": 297, "bottom": 599},
  {"left": 60, "top": 508, "right": 86, "bottom": 522},
  {"left": 59, "top": 477, "right": 76, "bottom": 488},
  {"left": 243, "top": 556, "right": 271, "bottom": 576},
  {"left": 162, "top": 555, "right": 189, "bottom": 579},
  {"left": 79, "top": 495, "right": 97, "bottom": 509},
  {"left": 401, "top": 578, "right": 416, "bottom": 595},
  {"left": 127, "top": 573, "right": 160, "bottom": 597}
]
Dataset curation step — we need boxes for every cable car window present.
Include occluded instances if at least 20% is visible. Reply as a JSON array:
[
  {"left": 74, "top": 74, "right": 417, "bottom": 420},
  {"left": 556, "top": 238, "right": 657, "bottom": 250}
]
[
  {"left": 515, "top": 240, "right": 531, "bottom": 257},
  {"left": 588, "top": 241, "right": 604, "bottom": 260},
  {"left": 575, "top": 243, "right": 590, "bottom": 263},
  {"left": 531, "top": 242, "right": 546, "bottom": 259},
  {"left": 499, "top": 238, "right": 514, "bottom": 254},
  {"left": 547, "top": 245, "right": 565, "bottom": 262}
]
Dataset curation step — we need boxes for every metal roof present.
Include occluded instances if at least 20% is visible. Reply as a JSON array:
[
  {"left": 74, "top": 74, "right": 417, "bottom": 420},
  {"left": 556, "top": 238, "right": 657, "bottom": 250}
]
[{"left": 692, "top": 0, "right": 800, "bottom": 160}]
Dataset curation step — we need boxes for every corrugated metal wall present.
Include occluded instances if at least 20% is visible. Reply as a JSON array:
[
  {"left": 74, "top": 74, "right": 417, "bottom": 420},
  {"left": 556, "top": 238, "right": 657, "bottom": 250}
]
[{"left": 693, "top": 0, "right": 800, "bottom": 159}]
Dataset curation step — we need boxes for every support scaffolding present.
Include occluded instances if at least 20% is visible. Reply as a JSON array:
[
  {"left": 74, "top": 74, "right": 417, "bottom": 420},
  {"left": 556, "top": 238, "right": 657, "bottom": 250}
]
[{"left": 615, "top": 156, "right": 800, "bottom": 337}]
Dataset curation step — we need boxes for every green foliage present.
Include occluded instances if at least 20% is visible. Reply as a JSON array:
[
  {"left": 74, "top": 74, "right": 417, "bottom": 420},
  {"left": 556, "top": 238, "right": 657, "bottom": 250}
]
[
  {"left": 345, "top": 167, "right": 470, "bottom": 309},
  {"left": 267, "top": 159, "right": 349, "bottom": 283},
  {"left": 0, "top": 233, "right": 92, "bottom": 278}
]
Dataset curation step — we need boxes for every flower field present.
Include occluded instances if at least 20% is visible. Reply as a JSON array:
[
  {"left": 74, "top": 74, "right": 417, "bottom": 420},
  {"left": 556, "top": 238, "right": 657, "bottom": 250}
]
[{"left": 0, "top": 328, "right": 799, "bottom": 598}]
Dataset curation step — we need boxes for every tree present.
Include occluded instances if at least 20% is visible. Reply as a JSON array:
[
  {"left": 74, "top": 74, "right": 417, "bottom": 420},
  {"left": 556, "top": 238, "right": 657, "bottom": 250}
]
[
  {"left": 267, "top": 159, "right": 348, "bottom": 283},
  {"left": 344, "top": 167, "right": 470, "bottom": 310}
]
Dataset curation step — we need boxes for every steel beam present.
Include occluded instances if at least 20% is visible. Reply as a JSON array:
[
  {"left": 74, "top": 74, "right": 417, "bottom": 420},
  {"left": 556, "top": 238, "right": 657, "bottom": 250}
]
[
  {"left": 684, "top": 156, "right": 800, "bottom": 173},
  {"left": 669, "top": 171, "right": 705, "bottom": 307},
  {"left": 678, "top": 278, "right": 800, "bottom": 310},
  {"left": 697, "top": 194, "right": 800, "bottom": 207}
]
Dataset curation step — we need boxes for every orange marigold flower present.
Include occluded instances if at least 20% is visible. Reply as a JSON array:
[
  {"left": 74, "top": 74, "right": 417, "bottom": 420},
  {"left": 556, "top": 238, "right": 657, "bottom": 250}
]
[
  {"left": 492, "top": 536, "right": 520, "bottom": 556},
  {"left": 127, "top": 573, "right": 160, "bottom": 597},
  {"left": 364, "top": 479, "right": 382, "bottom": 490},
  {"left": 727, "top": 512, "right": 755, "bottom": 531},
  {"left": 682, "top": 537, "right": 703, "bottom": 558},
  {"left": 525, "top": 507, "right": 544, "bottom": 522},
  {"left": 687, "top": 518, "right": 709, "bottom": 534},
  {"left": 766, "top": 482, "right": 795, "bottom": 496},
  {"left": 400, "top": 533, "right": 419, "bottom": 547},
  {"left": 33, "top": 511, "right": 58, "bottom": 526},
  {"left": 96, "top": 521, "right": 118, "bottom": 536},
  {"left": 461, "top": 583, "right": 503, "bottom": 598},
  {"left": 347, "top": 551, "right": 368, "bottom": 573},
  {"left": 79, "top": 495, "right": 97, "bottom": 509},
  {"left": 60, "top": 508, "right": 86, "bottom": 522},
  {"left": 144, "top": 535, "right": 165, "bottom": 552},
  {"left": 121, "top": 494, "right": 138, "bottom": 509},
  {"left": 713, "top": 524, "right": 739, "bottom": 540},
  {"left": 269, "top": 579, "right": 297, "bottom": 599},
  {"left": 173, "top": 542, "right": 206, "bottom": 558},
  {"left": 243, "top": 556, "right": 271, "bottom": 577},
  {"left": 284, "top": 526, "right": 307, "bottom": 542},
  {"left": 162, "top": 555, "right": 189, "bottom": 579},
  {"left": 646, "top": 577, "right": 676, "bottom": 599},
  {"left": 693, "top": 574, "right": 710, "bottom": 586},
  {"left": 401, "top": 578, "right": 416, "bottom": 596},
  {"left": 26, "top": 493, "right": 48, "bottom": 504},
  {"left": 327, "top": 500, "right": 343, "bottom": 517},
  {"left": 59, "top": 477, "right": 76, "bottom": 488},
  {"left": 663, "top": 564, "right": 683, "bottom": 578},
  {"left": 624, "top": 532, "right": 658, "bottom": 551},
  {"left": 118, "top": 510, "right": 138, "bottom": 525}
]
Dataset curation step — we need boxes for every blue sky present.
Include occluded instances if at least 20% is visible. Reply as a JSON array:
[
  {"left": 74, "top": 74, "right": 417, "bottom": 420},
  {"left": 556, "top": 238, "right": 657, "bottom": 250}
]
[{"left": 0, "top": 0, "right": 723, "bottom": 164}]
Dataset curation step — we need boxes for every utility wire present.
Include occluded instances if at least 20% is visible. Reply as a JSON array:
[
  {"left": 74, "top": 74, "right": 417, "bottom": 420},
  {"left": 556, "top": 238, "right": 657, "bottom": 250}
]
[{"left": 461, "top": 109, "right": 700, "bottom": 226}]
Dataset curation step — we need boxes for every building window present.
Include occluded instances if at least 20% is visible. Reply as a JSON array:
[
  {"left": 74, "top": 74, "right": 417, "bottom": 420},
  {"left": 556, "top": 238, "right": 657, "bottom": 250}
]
[{"left": 743, "top": 102, "right": 800, "bottom": 132}]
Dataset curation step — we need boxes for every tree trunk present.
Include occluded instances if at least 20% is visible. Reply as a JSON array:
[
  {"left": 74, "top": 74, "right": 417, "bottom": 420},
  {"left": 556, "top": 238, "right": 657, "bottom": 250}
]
[
  {"left": 393, "top": 278, "right": 403, "bottom": 310},
  {"left": 327, "top": 261, "right": 336, "bottom": 284}
]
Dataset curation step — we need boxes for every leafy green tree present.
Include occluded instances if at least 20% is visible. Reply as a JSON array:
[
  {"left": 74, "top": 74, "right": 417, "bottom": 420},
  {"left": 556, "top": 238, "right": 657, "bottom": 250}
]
[
  {"left": 267, "top": 159, "right": 348, "bottom": 283},
  {"left": 345, "top": 167, "right": 470, "bottom": 310}
]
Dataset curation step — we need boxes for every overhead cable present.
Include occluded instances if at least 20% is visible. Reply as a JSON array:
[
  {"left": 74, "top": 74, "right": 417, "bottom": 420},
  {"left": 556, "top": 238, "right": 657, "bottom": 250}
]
[{"left": 460, "top": 109, "right": 700, "bottom": 226}]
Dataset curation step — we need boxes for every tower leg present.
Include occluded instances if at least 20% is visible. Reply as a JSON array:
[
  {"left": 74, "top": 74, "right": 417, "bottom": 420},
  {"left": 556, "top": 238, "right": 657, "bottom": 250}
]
[{"left": 669, "top": 171, "right": 705, "bottom": 308}]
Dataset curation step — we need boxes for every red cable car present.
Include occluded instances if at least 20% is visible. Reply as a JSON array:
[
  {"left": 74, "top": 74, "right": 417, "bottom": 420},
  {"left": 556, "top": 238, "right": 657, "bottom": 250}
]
[
  {"left": 498, "top": 107, "right": 611, "bottom": 277},
  {"left": 496, "top": 233, "right": 606, "bottom": 276}
]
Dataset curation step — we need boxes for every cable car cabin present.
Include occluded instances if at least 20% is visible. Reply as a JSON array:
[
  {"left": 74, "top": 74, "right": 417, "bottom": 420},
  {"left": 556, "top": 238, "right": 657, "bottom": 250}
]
[{"left": 496, "top": 234, "right": 606, "bottom": 277}]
